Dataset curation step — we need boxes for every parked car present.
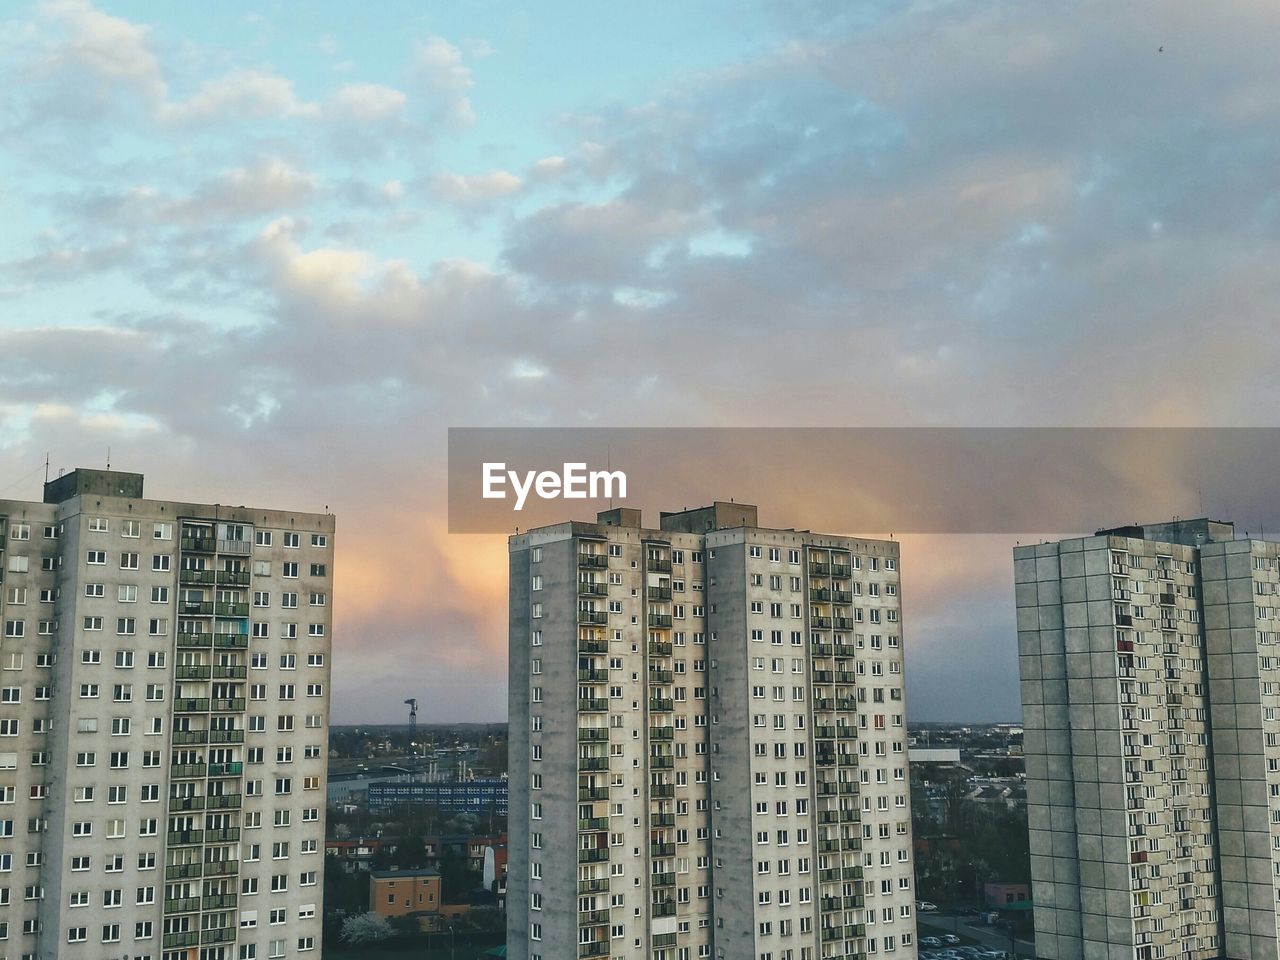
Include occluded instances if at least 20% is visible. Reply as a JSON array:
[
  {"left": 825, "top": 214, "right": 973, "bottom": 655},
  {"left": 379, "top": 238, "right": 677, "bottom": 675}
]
[
  {"left": 917, "top": 900, "right": 939, "bottom": 912},
  {"left": 920, "top": 937, "right": 943, "bottom": 947},
  {"left": 942, "top": 934, "right": 963, "bottom": 945}
]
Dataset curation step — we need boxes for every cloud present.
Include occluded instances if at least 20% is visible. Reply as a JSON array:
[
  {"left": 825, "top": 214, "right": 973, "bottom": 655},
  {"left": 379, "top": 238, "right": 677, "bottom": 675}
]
[
  {"left": 161, "top": 67, "right": 318, "bottom": 123},
  {"left": 9, "top": 0, "right": 1280, "bottom": 722},
  {"left": 430, "top": 169, "right": 522, "bottom": 205},
  {"left": 412, "top": 35, "right": 476, "bottom": 127},
  {"left": 324, "top": 82, "right": 407, "bottom": 122},
  {"left": 35, "top": 0, "right": 166, "bottom": 101}
]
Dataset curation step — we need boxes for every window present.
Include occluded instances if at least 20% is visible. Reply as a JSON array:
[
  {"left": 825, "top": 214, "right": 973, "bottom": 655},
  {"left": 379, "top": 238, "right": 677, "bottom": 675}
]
[{"left": 153, "top": 522, "right": 173, "bottom": 540}]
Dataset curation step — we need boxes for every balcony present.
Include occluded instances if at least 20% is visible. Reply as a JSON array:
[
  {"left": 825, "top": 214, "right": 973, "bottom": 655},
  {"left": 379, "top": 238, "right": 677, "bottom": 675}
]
[
  {"left": 578, "top": 582, "right": 608, "bottom": 598},
  {"left": 648, "top": 669, "right": 674, "bottom": 684},
  {"left": 578, "top": 669, "right": 609, "bottom": 683},
  {"left": 579, "top": 611, "right": 608, "bottom": 625},
  {"left": 647, "top": 614, "right": 673, "bottom": 629},
  {"left": 652, "top": 899, "right": 676, "bottom": 918},
  {"left": 648, "top": 698, "right": 673, "bottom": 713},
  {"left": 578, "top": 817, "right": 609, "bottom": 831},
  {"left": 578, "top": 847, "right": 608, "bottom": 864},
  {"left": 578, "top": 942, "right": 608, "bottom": 959},
  {"left": 203, "top": 860, "right": 238, "bottom": 877},
  {"left": 200, "top": 927, "right": 236, "bottom": 945},
  {"left": 207, "top": 762, "right": 243, "bottom": 777},
  {"left": 176, "top": 664, "right": 212, "bottom": 681},
  {"left": 208, "top": 730, "right": 245, "bottom": 745},
  {"left": 212, "top": 665, "right": 247, "bottom": 680},
  {"left": 810, "top": 588, "right": 831, "bottom": 602},
  {"left": 647, "top": 640, "right": 672, "bottom": 657},
  {"left": 180, "top": 601, "right": 214, "bottom": 616},
  {"left": 811, "top": 617, "right": 832, "bottom": 629},
  {"left": 168, "top": 796, "right": 205, "bottom": 812},
  {"left": 181, "top": 536, "right": 216, "bottom": 553},
  {"left": 170, "top": 763, "right": 207, "bottom": 779},
  {"left": 650, "top": 755, "right": 674, "bottom": 770},
  {"left": 650, "top": 782, "right": 674, "bottom": 798},
  {"left": 651, "top": 871, "right": 675, "bottom": 887},
  {"left": 211, "top": 698, "right": 246, "bottom": 712},
  {"left": 177, "top": 634, "right": 212, "bottom": 649},
  {"left": 650, "top": 842, "right": 675, "bottom": 857},
  {"left": 167, "top": 830, "right": 205, "bottom": 846},
  {"left": 647, "top": 586, "right": 672, "bottom": 601},
  {"left": 206, "top": 794, "right": 242, "bottom": 810},
  {"left": 202, "top": 894, "right": 237, "bottom": 910},
  {"left": 171, "top": 730, "right": 209, "bottom": 745},
  {"left": 578, "top": 553, "right": 608, "bottom": 569},
  {"left": 650, "top": 812, "right": 675, "bottom": 828},
  {"left": 810, "top": 562, "right": 830, "bottom": 576},
  {"left": 163, "top": 931, "right": 201, "bottom": 950},
  {"left": 578, "top": 728, "right": 609, "bottom": 742},
  {"left": 580, "top": 757, "right": 609, "bottom": 772},
  {"left": 213, "top": 635, "right": 249, "bottom": 650},
  {"left": 831, "top": 589, "right": 853, "bottom": 604},
  {"left": 578, "top": 698, "right": 608, "bottom": 713},
  {"left": 578, "top": 877, "right": 610, "bottom": 894},
  {"left": 216, "top": 570, "right": 251, "bottom": 587},
  {"left": 579, "top": 908, "right": 611, "bottom": 925},
  {"left": 833, "top": 618, "right": 855, "bottom": 630},
  {"left": 830, "top": 564, "right": 851, "bottom": 579},
  {"left": 649, "top": 726, "right": 674, "bottom": 740},
  {"left": 165, "top": 863, "right": 202, "bottom": 881},
  {"left": 579, "top": 638, "right": 608, "bottom": 654},
  {"left": 812, "top": 643, "right": 834, "bottom": 657},
  {"left": 179, "top": 568, "right": 215, "bottom": 585},
  {"left": 647, "top": 558, "right": 672, "bottom": 573},
  {"left": 578, "top": 786, "right": 609, "bottom": 802},
  {"left": 214, "top": 602, "right": 249, "bottom": 618},
  {"left": 175, "top": 698, "right": 211, "bottom": 713}
]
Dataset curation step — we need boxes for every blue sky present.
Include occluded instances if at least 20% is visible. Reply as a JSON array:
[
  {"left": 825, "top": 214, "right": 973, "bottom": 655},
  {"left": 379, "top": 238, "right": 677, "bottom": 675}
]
[{"left": 4, "top": 1, "right": 1280, "bottom": 722}]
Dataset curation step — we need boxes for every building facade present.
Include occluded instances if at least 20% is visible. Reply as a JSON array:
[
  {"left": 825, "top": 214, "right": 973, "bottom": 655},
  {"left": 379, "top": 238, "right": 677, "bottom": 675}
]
[
  {"left": 1017, "top": 518, "right": 1280, "bottom": 960},
  {"left": 0, "top": 469, "right": 334, "bottom": 960},
  {"left": 508, "top": 503, "right": 918, "bottom": 960},
  {"left": 366, "top": 777, "right": 509, "bottom": 815}
]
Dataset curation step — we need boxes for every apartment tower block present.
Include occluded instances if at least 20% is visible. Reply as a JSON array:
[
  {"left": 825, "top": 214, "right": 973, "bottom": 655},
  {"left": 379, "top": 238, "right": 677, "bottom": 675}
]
[
  {"left": 0, "top": 469, "right": 334, "bottom": 960},
  {"left": 509, "top": 503, "right": 918, "bottom": 960},
  {"left": 1017, "top": 518, "right": 1280, "bottom": 960}
]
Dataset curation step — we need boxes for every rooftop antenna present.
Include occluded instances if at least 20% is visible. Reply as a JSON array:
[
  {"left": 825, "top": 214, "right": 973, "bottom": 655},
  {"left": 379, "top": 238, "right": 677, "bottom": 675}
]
[
  {"left": 607, "top": 444, "right": 613, "bottom": 508},
  {"left": 43, "top": 453, "right": 49, "bottom": 485},
  {"left": 106, "top": 447, "right": 111, "bottom": 471}
]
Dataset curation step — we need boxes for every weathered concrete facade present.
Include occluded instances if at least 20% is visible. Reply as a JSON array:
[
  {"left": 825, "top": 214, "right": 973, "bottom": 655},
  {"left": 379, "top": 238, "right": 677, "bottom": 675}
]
[
  {"left": 1018, "top": 518, "right": 1280, "bottom": 960},
  {"left": 0, "top": 469, "right": 333, "bottom": 960},
  {"left": 509, "top": 503, "right": 918, "bottom": 960}
]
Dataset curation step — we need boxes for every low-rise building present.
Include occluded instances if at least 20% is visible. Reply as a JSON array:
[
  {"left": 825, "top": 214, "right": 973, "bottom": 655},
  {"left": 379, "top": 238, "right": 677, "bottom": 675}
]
[{"left": 369, "top": 867, "right": 442, "bottom": 930}]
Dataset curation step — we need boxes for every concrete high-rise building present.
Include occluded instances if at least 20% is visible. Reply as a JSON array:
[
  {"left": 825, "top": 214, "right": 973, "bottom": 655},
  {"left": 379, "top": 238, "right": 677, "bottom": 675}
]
[
  {"left": 0, "top": 469, "right": 334, "bottom": 960},
  {"left": 508, "top": 503, "right": 918, "bottom": 960},
  {"left": 1017, "top": 518, "right": 1280, "bottom": 960}
]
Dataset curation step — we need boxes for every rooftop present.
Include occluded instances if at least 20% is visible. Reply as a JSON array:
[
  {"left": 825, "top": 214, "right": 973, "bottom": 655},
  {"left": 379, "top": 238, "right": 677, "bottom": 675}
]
[{"left": 369, "top": 867, "right": 440, "bottom": 880}]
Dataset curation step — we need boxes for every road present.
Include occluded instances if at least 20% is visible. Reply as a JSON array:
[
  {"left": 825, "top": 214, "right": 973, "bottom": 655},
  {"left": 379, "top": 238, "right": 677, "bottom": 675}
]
[{"left": 917, "top": 912, "right": 1036, "bottom": 957}]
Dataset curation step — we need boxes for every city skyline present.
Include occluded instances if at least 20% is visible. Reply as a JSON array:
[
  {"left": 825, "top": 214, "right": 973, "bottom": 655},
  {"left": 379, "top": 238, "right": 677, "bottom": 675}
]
[{"left": 6, "top": 1, "right": 1280, "bottom": 724}]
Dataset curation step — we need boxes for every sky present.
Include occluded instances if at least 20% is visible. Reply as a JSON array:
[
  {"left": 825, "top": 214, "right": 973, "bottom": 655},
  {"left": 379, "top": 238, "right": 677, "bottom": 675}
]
[{"left": 3, "top": 1, "right": 1280, "bottom": 723}]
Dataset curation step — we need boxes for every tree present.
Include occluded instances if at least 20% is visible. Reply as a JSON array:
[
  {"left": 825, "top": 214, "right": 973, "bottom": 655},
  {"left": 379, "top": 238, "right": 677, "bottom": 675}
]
[{"left": 341, "top": 912, "right": 394, "bottom": 945}]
